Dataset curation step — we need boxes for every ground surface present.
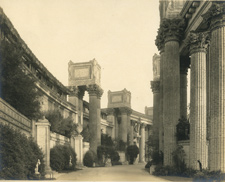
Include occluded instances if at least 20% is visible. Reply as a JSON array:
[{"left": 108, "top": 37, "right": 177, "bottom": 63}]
[{"left": 56, "top": 163, "right": 193, "bottom": 181}]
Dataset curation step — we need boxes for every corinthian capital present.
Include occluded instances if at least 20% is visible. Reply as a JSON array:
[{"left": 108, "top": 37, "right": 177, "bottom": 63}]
[
  {"left": 151, "top": 81, "right": 160, "bottom": 93},
  {"left": 119, "top": 107, "right": 132, "bottom": 115},
  {"left": 161, "top": 18, "right": 186, "bottom": 42},
  {"left": 87, "top": 84, "right": 103, "bottom": 98},
  {"left": 155, "top": 28, "right": 165, "bottom": 51},
  {"left": 202, "top": 2, "right": 225, "bottom": 30},
  {"left": 187, "top": 32, "right": 210, "bottom": 55}
]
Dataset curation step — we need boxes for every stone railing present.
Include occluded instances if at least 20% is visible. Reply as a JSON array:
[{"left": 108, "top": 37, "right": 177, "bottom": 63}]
[
  {"left": 0, "top": 97, "right": 32, "bottom": 137},
  {"left": 50, "top": 132, "right": 70, "bottom": 148}
]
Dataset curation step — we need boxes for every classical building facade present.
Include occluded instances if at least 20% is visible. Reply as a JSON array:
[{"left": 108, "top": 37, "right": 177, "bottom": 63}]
[
  {"left": 152, "top": 0, "right": 225, "bottom": 172},
  {"left": 0, "top": 7, "right": 153, "bottom": 166}
]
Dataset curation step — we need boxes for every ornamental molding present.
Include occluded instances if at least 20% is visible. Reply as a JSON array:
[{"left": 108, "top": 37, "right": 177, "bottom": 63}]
[
  {"left": 151, "top": 81, "right": 160, "bottom": 93},
  {"left": 202, "top": 2, "right": 225, "bottom": 31},
  {"left": 186, "top": 31, "right": 210, "bottom": 55},
  {"left": 86, "top": 84, "right": 103, "bottom": 98}
]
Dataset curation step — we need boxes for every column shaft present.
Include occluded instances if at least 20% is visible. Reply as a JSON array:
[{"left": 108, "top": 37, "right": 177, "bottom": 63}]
[
  {"left": 121, "top": 113, "right": 128, "bottom": 143},
  {"left": 159, "top": 50, "right": 165, "bottom": 153},
  {"left": 139, "top": 124, "right": 146, "bottom": 163},
  {"left": 208, "top": 13, "right": 225, "bottom": 172},
  {"left": 189, "top": 49, "right": 208, "bottom": 169},
  {"left": 89, "top": 94, "right": 99, "bottom": 153},
  {"left": 163, "top": 39, "right": 180, "bottom": 166}
]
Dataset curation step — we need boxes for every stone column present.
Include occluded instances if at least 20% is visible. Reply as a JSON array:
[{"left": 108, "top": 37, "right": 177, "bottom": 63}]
[
  {"left": 139, "top": 123, "right": 146, "bottom": 163},
  {"left": 157, "top": 18, "right": 185, "bottom": 166},
  {"left": 203, "top": 2, "right": 225, "bottom": 172},
  {"left": 87, "top": 84, "right": 103, "bottom": 154},
  {"left": 129, "top": 120, "right": 134, "bottom": 145},
  {"left": 35, "top": 117, "right": 51, "bottom": 173},
  {"left": 188, "top": 32, "right": 209, "bottom": 170},
  {"left": 180, "top": 60, "right": 189, "bottom": 119},
  {"left": 159, "top": 49, "right": 165, "bottom": 153},
  {"left": 151, "top": 81, "right": 160, "bottom": 150},
  {"left": 127, "top": 111, "right": 132, "bottom": 145},
  {"left": 106, "top": 108, "right": 115, "bottom": 139},
  {"left": 68, "top": 86, "right": 85, "bottom": 124},
  {"left": 119, "top": 107, "right": 132, "bottom": 143}
]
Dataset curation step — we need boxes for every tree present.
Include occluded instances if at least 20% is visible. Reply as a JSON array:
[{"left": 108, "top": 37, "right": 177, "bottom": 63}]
[
  {"left": 126, "top": 145, "right": 139, "bottom": 164},
  {"left": 0, "top": 40, "right": 41, "bottom": 120}
]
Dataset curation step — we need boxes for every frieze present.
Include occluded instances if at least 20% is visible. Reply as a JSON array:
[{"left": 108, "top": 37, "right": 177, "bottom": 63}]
[
  {"left": 186, "top": 31, "right": 210, "bottom": 55},
  {"left": 86, "top": 84, "right": 103, "bottom": 98},
  {"left": 151, "top": 81, "right": 160, "bottom": 93},
  {"left": 202, "top": 2, "right": 225, "bottom": 31}
]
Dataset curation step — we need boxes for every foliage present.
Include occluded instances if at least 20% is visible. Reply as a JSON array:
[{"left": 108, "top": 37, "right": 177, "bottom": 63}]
[
  {"left": 146, "top": 135, "right": 163, "bottom": 165},
  {"left": 172, "top": 145, "right": 187, "bottom": 173},
  {"left": 97, "top": 133, "right": 120, "bottom": 166},
  {"left": 193, "top": 170, "right": 225, "bottom": 182},
  {"left": 114, "top": 139, "right": 127, "bottom": 152},
  {"left": 0, "top": 124, "right": 45, "bottom": 180},
  {"left": 44, "top": 110, "right": 77, "bottom": 138},
  {"left": 126, "top": 145, "right": 139, "bottom": 164},
  {"left": 176, "top": 117, "right": 190, "bottom": 141},
  {"left": 50, "top": 144, "right": 76, "bottom": 172},
  {"left": 0, "top": 39, "right": 41, "bottom": 120},
  {"left": 81, "top": 125, "right": 90, "bottom": 142},
  {"left": 83, "top": 150, "right": 97, "bottom": 167}
]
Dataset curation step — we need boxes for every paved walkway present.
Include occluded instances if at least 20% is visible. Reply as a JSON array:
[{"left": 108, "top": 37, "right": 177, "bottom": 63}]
[{"left": 56, "top": 163, "right": 193, "bottom": 181}]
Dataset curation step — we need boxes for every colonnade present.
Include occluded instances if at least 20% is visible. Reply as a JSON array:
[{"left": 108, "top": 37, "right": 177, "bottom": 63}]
[{"left": 152, "top": 2, "right": 225, "bottom": 172}]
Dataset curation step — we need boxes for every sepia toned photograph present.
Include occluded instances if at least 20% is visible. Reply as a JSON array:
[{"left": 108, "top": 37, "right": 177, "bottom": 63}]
[{"left": 0, "top": 0, "right": 225, "bottom": 181}]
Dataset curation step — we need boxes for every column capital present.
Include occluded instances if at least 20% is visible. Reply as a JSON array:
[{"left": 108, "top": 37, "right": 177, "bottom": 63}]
[
  {"left": 162, "top": 18, "right": 186, "bottom": 43},
  {"left": 202, "top": 2, "right": 225, "bottom": 31},
  {"left": 68, "top": 86, "right": 85, "bottom": 99},
  {"left": 155, "top": 28, "right": 165, "bottom": 52},
  {"left": 119, "top": 107, "right": 132, "bottom": 115},
  {"left": 141, "top": 123, "right": 147, "bottom": 128},
  {"left": 87, "top": 84, "right": 103, "bottom": 98},
  {"left": 187, "top": 32, "right": 210, "bottom": 55},
  {"left": 151, "top": 81, "right": 160, "bottom": 93},
  {"left": 106, "top": 108, "right": 115, "bottom": 115}
]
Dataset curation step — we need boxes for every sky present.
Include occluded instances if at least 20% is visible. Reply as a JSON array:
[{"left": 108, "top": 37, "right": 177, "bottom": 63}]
[{"left": 0, "top": 0, "right": 160, "bottom": 113}]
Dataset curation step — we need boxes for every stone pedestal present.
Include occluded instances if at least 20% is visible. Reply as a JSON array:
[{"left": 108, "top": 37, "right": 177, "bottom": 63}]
[
  {"left": 139, "top": 123, "right": 146, "bottom": 163},
  {"left": 35, "top": 117, "right": 51, "bottom": 173},
  {"left": 87, "top": 84, "right": 103, "bottom": 154},
  {"left": 188, "top": 32, "right": 209, "bottom": 170},
  {"left": 204, "top": 3, "right": 225, "bottom": 172},
  {"left": 71, "top": 135, "right": 83, "bottom": 165}
]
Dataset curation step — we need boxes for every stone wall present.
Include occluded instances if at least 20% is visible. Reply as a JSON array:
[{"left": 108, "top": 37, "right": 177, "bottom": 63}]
[{"left": 0, "top": 97, "right": 32, "bottom": 137}]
